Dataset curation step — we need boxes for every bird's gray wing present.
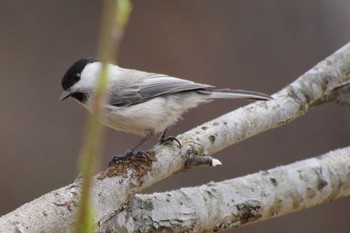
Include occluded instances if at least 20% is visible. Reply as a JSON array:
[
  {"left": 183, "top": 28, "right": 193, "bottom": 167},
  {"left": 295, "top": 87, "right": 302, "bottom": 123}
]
[{"left": 109, "top": 74, "right": 213, "bottom": 107}]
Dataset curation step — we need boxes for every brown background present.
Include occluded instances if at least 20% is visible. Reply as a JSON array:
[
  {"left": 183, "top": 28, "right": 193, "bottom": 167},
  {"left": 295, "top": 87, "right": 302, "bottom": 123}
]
[{"left": 0, "top": 1, "right": 349, "bottom": 232}]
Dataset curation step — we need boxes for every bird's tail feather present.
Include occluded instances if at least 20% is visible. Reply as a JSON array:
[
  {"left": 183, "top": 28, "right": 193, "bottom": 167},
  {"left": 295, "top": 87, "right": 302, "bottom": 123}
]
[{"left": 203, "top": 89, "right": 272, "bottom": 100}]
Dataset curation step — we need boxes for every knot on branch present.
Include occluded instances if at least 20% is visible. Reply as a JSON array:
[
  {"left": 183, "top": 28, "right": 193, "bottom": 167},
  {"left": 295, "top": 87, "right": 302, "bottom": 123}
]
[
  {"left": 98, "top": 151, "right": 157, "bottom": 179},
  {"left": 181, "top": 141, "right": 222, "bottom": 168},
  {"left": 312, "top": 81, "right": 350, "bottom": 107}
]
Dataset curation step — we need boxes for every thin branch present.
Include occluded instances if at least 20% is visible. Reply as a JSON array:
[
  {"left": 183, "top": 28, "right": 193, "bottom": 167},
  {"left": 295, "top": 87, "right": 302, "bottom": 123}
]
[
  {"left": 74, "top": 1, "right": 132, "bottom": 232},
  {"left": 1, "top": 43, "right": 350, "bottom": 232}
]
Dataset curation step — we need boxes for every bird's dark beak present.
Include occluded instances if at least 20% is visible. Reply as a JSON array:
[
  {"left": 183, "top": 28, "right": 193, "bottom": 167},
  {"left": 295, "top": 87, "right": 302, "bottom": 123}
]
[{"left": 60, "top": 90, "right": 73, "bottom": 101}]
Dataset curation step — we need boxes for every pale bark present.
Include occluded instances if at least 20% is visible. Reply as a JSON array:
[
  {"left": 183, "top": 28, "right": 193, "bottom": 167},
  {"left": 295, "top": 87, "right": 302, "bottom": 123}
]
[
  {"left": 101, "top": 146, "right": 350, "bottom": 232},
  {"left": 0, "top": 43, "right": 350, "bottom": 233}
]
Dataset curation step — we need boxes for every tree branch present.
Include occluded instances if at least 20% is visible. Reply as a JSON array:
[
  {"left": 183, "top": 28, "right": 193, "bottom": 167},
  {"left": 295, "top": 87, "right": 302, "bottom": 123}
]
[
  {"left": 1, "top": 43, "right": 350, "bottom": 232},
  {"left": 100, "top": 146, "right": 350, "bottom": 232}
]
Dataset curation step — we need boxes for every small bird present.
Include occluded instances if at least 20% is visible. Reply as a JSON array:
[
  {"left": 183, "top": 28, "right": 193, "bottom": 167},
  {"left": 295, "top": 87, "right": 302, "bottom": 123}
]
[{"left": 60, "top": 58, "right": 272, "bottom": 160}]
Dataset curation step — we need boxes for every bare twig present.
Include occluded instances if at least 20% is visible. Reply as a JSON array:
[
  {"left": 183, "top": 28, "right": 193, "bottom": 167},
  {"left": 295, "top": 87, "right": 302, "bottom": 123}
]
[{"left": 74, "top": 0, "right": 132, "bottom": 233}]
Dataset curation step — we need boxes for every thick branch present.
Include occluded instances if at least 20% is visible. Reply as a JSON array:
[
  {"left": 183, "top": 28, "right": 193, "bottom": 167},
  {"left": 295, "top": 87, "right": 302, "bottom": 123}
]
[
  {"left": 100, "top": 146, "right": 350, "bottom": 232},
  {"left": 1, "top": 43, "right": 350, "bottom": 232},
  {"left": 180, "top": 43, "right": 350, "bottom": 156}
]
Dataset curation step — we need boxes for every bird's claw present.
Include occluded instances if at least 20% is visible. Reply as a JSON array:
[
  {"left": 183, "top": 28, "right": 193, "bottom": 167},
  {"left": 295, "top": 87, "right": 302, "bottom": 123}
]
[
  {"left": 158, "top": 136, "right": 182, "bottom": 148},
  {"left": 108, "top": 150, "right": 151, "bottom": 167}
]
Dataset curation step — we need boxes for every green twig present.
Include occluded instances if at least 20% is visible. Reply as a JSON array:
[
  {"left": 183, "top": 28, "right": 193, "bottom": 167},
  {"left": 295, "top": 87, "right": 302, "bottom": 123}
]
[{"left": 74, "top": 1, "right": 132, "bottom": 233}]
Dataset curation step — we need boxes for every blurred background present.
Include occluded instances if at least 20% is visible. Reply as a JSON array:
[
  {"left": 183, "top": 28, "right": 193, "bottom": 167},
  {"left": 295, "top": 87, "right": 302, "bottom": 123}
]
[{"left": 0, "top": 1, "right": 349, "bottom": 232}]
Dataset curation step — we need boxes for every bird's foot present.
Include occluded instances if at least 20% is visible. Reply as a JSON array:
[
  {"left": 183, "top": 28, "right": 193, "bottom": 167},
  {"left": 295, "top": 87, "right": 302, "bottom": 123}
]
[
  {"left": 108, "top": 150, "right": 151, "bottom": 167},
  {"left": 158, "top": 136, "right": 182, "bottom": 148}
]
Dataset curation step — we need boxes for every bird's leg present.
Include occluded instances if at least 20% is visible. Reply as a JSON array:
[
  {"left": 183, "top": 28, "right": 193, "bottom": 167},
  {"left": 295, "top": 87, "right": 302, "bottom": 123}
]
[
  {"left": 158, "top": 128, "right": 182, "bottom": 148},
  {"left": 109, "top": 129, "right": 155, "bottom": 166},
  {"left": 126, "top": 129, "right": 155, "bottom": 156}
]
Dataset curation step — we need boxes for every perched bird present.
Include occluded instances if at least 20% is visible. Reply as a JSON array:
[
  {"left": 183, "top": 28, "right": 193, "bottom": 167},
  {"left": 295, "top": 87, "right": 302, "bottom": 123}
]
[{"left": 60, "top": 58, "right": 272, "bottom": 160}]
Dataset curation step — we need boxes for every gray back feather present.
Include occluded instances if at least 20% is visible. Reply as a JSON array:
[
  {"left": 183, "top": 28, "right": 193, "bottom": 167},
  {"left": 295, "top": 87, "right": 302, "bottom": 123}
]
[{"left": 109, "top": 72, "right": 213, "bottom": 107}]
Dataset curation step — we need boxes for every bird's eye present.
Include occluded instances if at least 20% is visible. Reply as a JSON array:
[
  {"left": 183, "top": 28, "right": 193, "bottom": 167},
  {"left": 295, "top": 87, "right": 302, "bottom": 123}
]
[{"left": 73, "top": 73, "right": 81, "bottom": 81}]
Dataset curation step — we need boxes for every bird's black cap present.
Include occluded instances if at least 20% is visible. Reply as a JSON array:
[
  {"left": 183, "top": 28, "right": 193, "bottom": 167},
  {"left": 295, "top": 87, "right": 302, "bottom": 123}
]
[{"left": 61, "top": 57, "right": 97, "bottom": 90}]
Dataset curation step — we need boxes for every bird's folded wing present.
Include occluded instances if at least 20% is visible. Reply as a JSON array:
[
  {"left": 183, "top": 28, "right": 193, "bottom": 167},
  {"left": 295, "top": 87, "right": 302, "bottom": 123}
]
[{"left": 109, "top": 74, "right": 213, "bottom": 107}]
